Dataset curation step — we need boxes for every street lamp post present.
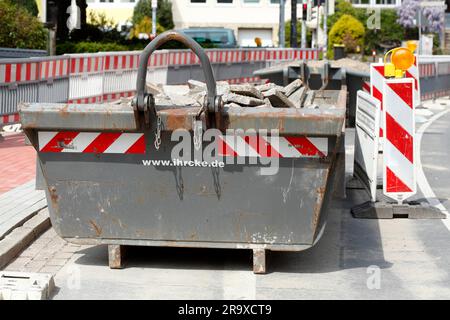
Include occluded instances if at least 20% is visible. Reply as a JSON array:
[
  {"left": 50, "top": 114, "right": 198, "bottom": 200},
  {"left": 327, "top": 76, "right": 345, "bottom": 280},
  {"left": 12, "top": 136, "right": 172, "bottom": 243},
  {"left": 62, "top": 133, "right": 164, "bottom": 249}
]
[{"left": 279, "top": 0, "right": 285, "bottom": 48}]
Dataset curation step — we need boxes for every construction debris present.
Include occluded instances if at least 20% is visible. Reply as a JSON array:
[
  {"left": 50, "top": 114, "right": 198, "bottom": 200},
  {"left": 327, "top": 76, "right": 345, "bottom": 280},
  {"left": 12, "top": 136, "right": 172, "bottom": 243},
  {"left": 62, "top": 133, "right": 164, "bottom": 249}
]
[
  {"left": 222, "top": 92, "right": 265, "bottom": 107},
  {"left": 303, "top": 90, "right": 316, "bottom": 107},
  {"left": 283, "top": 79, "right": 303, "bottom": 97},
  {"left": 145, "top": 78, "right": 315, "bottom": 109},
  {"left": 287, "top": 86, "right": 307, "bottom": 108},
  {"left": 263, "top": 88, "right": 296, "bottom": 108},
  {"left": 230, "top": 84, "right": 264, "bottom": 100}
]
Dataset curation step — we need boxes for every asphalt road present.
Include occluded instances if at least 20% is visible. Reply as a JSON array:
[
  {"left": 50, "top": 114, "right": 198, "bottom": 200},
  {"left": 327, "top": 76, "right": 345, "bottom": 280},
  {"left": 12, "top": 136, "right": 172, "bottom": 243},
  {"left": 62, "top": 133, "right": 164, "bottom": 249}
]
[{"left": 4, "top": 98, "right": 450, "bottom": 299}]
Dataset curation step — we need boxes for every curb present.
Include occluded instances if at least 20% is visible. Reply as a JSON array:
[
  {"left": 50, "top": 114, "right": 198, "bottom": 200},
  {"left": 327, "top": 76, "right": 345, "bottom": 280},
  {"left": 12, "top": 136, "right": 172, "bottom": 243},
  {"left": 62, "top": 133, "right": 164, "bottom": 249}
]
[{"left": 0, "top": 209, "right": 50, "bottom": 270}]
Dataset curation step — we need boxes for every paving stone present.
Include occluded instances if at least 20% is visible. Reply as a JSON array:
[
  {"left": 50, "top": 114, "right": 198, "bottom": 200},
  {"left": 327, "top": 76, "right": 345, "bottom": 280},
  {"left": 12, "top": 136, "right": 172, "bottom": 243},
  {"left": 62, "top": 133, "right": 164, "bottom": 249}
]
[
  {"left": 263, "top": 98, "right": 273, "bottom": 108},
  {"left": 187, "top": 79, "right": 206, "bottom": 91},
  {"left": 230, "top": 84, "right": 264, "bottom": 100},
  {"left": 262, "top": 88, "right": 296, "bottom": 108},
  {"left": 53, "top": 251, "right": 75, "bottom": 260},
  {"left": 24, "top": 259, "right": 47, "bottom": 273},
  {"left": 4, "top": 257, "right": 32, "bottom": 271},
  {"left": 225, "top": 103, "right": 242, "bottom": 109},
  {"left": 288, "top": 86, "right": 307, "bottom": 108},
  {"left": 38, "top": 266, "right": 62, "bottom": 275},
  {"left": 303, "top": 90, "right": 316, "bottom": 107},
  {"left": 145, "top": 82, "right": 162, "bottom": 95},
  {"left": 255, "top": 83, "right": 276, "bottom": 92},
  {"left": 46, "top": 258, "right": 69, "bottom": 267},
  {"left": 283, "top": 79, "right": 303, "bottom": 97},
  {"left": 222, "top": 93, "right": 265, "bottom": 107}
]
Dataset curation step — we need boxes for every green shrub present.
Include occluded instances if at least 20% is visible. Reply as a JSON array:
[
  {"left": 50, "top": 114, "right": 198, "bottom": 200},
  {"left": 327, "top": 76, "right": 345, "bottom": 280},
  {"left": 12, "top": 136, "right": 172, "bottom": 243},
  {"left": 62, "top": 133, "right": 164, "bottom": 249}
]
[
  {"left": 328, "top": 14, "right": 365, "bottom": 58},
  {"left": 0, "top": 0, "right": 47, "bottom": 50},
  {"left": 56, "top": 42, "right": 128, "bottom": 54},
  {"left": 11, "top": 0, "right": 38, "bottom": 16}
]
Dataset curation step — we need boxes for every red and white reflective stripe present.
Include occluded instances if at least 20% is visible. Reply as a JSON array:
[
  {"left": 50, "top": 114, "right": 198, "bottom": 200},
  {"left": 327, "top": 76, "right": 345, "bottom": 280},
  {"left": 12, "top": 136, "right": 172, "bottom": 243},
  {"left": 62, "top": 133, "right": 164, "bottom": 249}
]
[
  {"left": 383, "top": 78, "right": 416, "bottom": 200},
  {"left": 362, "top": 80, "right": 370, "bottom": 92},
  {"left": 218, "top": 135, "right": 328, "bottom": 158},
  {"left": 103, "top": 91, "right": 135, "bottom": 102},
  {"left": 39, "top": 59, "right": 69, "bottom": 80},
  {"left": 67, "top": 96, "right": 103, "bottom": 104},
  {"left": 405, "top": 55, "right": 420, "bottom": 107},
  {"left": 0, "top": 62, "right": 39, "bottom": 84},
  {"left": 104, "top": 54, "right": 139, "bottom": 71},
  {"left": 247, "top": 50, "right": 265, "bottom": 62},
  {"left": 147, "top": 51, "right": 168, "bottom": 67},
  {"left": 419, "top": 63, "right": 435, "bottom": 77},
  {"left": 38, "top": 131, "right": 146, "bottom": 154},
  {"left": 69, "top": 56, "right": 104, "bottom": 74},
  {"left": 1, "top": 113, "right": 20, "bottom": 125},
  {"left": 370, "top": 63, "right": 385, "bottom": 138}
]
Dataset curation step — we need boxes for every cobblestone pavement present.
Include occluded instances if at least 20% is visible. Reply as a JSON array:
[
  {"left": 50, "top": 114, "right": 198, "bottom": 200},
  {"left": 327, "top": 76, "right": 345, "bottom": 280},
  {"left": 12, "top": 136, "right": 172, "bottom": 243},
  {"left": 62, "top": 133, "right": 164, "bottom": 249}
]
[{"left": 4, "top": 228, "right": 89, "bottom": 275}]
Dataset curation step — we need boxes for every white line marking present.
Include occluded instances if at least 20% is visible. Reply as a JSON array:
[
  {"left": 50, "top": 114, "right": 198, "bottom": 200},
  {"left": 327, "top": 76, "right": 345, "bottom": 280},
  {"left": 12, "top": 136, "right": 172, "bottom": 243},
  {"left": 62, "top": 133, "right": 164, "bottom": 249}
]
[{"left": 416, "top": 107, "right": 450, "bottom": 230}]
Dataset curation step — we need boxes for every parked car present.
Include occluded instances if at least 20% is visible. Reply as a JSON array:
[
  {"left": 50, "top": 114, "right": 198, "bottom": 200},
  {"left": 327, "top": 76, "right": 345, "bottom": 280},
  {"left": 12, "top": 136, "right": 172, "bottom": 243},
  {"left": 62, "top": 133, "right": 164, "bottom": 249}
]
[{"left": 178, "top": 28, "right": 238, "bottom": 48}]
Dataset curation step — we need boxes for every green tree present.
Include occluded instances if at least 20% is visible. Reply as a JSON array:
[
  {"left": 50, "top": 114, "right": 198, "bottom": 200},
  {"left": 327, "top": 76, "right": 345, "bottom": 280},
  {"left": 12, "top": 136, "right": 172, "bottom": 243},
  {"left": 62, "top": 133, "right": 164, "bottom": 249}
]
[
  {"left": 11, "top": 0, "right": 38, "bottom": 17},
  {"left": 328, "top": 14, "right": 365, "bottom": 58},
  {"left": 0, "top": 1, "right": 47, "bottom": 50},
  {"left": 132, "top": 0, "right": 174, "bottom": 30}
]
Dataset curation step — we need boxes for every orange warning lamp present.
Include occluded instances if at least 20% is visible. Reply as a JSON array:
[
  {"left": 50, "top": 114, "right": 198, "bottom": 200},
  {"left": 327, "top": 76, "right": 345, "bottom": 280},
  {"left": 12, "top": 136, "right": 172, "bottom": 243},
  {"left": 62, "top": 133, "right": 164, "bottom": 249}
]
[{"left": 384, "top": 46, "right": 415, "bottom": 78}]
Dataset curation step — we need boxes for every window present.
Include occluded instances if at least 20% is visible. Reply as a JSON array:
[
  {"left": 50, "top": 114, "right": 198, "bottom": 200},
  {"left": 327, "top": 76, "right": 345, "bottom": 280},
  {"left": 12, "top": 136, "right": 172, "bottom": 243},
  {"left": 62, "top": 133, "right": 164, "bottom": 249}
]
[
  {"left": 218, "top": 0, "right": 233, "bottom": 3},
  {"left": 243, "top": 0, "right": 259, "bottom": 3},
  {"left": 100, "top": 0, "right": 114, "bottom": 2},
  {"left": 191, "top": 0, "right": 206, "bottom": 3},
  {"left": 351, "top": 0, "right": 370, "bottom": 4}
]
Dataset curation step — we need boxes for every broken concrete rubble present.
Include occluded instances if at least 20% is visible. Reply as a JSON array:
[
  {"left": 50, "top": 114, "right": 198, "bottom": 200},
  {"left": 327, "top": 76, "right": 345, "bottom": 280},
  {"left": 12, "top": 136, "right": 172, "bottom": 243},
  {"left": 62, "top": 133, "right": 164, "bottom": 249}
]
[
  {"left": 222, "top": 92, "right": 265, "bottom": 107},
  {"left": 145, "top": 79, "right": 313, "bottom": 109},
  {"left": 283, "top": 79, "right": 303, "bottom": 97},
  {"left": 287, "top": 86, "right": 307, "bottom": 109},
  {"left": 230, "top": 84, "right": 264, "bottom": 100},
  {"left": 262, "top": 88, "right": 296, "bottom": 108}
]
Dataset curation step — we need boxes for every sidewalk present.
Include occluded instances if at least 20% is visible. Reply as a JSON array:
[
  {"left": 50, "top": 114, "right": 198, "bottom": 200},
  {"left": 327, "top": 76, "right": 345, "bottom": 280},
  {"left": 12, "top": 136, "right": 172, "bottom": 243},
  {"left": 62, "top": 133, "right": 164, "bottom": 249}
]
[{"left": 0, "top": 133, "right": 36, "bottom": 194}]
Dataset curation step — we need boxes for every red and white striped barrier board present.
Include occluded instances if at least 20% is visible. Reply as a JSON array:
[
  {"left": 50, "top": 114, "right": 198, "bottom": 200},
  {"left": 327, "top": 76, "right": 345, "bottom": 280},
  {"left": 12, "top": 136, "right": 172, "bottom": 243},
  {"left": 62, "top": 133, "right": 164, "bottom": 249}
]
[
  {"left": 370, "top": 63, "right": 385, "bottom": 139},
  {"left": 147, "top": 50, "right": 169, "bottom": 68},
  {"left": 362, "top": 80, "right": 370, "bottom": 93},
  {"left": 218, "top": 135, "right": 328, "bottom": 158},
  {"left": 39, "top": 58, "right": 69, "bottom": 80},
  {"left": 382, "top": 78, "right": 416, "bottom": 202},
  {"left": 1, "top": 113, "right": 20, "bottom": 125},
  {"left": 405, "top": 56, "right": 421, "bottom": 107},
  {"left": 103, "top": 91, "right": 135, "bottom": 102},
  {"left": 245, "top": 49, "right": 266, "bottom": 62},
  {"left": 370, "top": 59, "right": 421, "bottom": 142},
  {"left": 69, "top": 55, "right": 104, "bottom": 75},
  {"left": 0, "top": 61, "right": 39, "bottom": 84},
  {"left": 38, "top": 131, "right": 145, "bottom": 154},
  {"left": 67, "top": 96, "right": 103, "bottom": 104},
  {"left": 419, "top": 63, "right": 435, "bottom": 77},
  {"left": 104, "top": 53, "right": 140, "bottom": 71}
]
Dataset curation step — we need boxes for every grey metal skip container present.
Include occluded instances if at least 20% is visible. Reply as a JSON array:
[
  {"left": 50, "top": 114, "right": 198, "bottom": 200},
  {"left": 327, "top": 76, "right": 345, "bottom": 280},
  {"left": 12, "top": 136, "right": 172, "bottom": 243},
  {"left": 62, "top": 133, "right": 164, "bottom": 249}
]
[{"left": 19, "top": 31, "right": 347, "bottom": 273}]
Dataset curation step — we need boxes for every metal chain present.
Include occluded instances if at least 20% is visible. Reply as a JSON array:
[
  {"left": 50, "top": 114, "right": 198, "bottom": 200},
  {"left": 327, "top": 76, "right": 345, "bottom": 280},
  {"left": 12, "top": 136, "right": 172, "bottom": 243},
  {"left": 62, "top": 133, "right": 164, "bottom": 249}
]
[
  {"left": 193, "top": 116, "right": 203, "bottom": 151},
  {"left": 154, "top": 115, "right": 162, "bottom": 150}
]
